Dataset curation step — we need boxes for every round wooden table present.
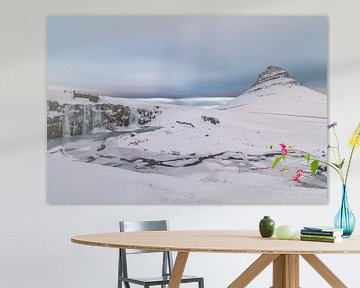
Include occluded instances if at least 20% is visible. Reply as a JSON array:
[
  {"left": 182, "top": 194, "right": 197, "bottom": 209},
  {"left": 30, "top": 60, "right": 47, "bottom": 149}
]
[{"left": 72, "top": 230, "right": 360, "bottom": 288}]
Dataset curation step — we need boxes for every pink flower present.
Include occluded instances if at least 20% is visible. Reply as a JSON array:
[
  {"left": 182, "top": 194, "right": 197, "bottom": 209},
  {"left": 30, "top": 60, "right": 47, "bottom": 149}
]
[
  {"left": 279, "top": 143, "right": 289, "bottom": 156},
  {"left": 293, "top": 170, "right": 305, "bottom": 183}
]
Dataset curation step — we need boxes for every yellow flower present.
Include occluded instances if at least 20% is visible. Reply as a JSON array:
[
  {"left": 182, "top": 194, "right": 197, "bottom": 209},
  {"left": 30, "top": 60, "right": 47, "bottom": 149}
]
[{"left": 349, "top": 122, "right": 360, "bottom": 147}]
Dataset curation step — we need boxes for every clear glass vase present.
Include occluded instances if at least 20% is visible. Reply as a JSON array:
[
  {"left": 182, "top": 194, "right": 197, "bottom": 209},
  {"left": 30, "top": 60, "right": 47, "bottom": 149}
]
[{"left": 334, "top": 185, "right": 356, "bottom": 237}]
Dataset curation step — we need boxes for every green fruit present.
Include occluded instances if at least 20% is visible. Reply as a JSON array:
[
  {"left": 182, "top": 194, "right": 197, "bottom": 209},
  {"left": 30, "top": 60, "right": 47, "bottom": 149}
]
[{"left": 275, "top": 225, "right": 297, "bottom": 240}]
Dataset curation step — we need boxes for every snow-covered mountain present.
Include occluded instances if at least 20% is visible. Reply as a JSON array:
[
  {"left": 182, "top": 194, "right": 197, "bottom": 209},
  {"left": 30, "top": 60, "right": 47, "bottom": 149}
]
[
  {"left": 221, "top": 66, "right": 327, "bottom": 118},
  {"left": 47, "top": 66, "right": 328, "bottom": 204}
]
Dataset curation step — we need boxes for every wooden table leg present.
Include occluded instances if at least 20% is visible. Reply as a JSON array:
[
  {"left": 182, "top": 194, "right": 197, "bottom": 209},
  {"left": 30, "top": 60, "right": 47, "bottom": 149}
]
[
  {"left": 272, "top": 254, "right": 299, "bottom": 288},
  {"left": 301, "top": 254, "right": 347, "bottom": 288},
  {"left": 228, "top": 254, "right": 279, "bottom": 288},
  {"left": 288, "top": 255, "right": 299, "bottom": 288},
  {"left": 168, "top": 252, "right": 189, "bottom": 288}
]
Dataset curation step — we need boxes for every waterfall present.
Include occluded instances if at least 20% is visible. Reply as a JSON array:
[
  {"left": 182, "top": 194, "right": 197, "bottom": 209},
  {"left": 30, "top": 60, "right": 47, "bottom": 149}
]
[
  {"left": 49, "top": 101, "right": 131, "bottom": 138},
  {"left": 129, "top": 107, "right": 138, "bottom": 126},
  {"left": 83, "top": 106, "right": 94, "bottom": 134},
  {"left": 91, "top": 106, "right": 103, "bottom": 128},
  {"left": 83, "top": 106, "right": 88, "bottom": 134},
  {"left": 63, "top": 105, "right": 71, "bottom": 137},
  {"left": 63, "top": 104, "right": 103, "bottom": 137}
]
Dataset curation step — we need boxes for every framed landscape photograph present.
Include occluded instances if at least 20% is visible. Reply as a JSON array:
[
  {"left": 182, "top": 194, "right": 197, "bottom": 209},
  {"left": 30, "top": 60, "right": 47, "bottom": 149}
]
[{"left": 47, "top": 16, "right": 328, "bottom": 204}]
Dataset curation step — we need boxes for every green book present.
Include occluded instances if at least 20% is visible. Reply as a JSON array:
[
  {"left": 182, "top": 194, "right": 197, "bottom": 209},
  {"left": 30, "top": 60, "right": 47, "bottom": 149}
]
[
  {"left": 300, "top": 234, "right": 339, "bottom": 240},
  {"left": 300, "top": 236, "right": 342, "bottom": 243}
]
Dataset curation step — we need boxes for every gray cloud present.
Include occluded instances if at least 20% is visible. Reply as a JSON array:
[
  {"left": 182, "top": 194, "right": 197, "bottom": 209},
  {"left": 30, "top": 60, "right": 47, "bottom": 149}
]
[{"left": 47, "top": 16, "right": 328, "bottom": 98}]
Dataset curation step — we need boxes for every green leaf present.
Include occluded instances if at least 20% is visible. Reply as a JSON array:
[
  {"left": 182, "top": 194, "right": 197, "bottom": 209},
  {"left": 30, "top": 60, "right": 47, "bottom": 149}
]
[
  {"left": 332, "top": 159, "right": 345, "bottom": 169},
  {"left": 304, "top": 154, "right": 311, "bottom": 164},
  {"left": 339, "top": 159, "right": 345, "bottom": 169},
  {"left": 269, "top": 144, "right": 273, "bottom": 149},
  {"left": 272, "top": 157, "right": 282, "bottom": 169},
  {"left": 311, "top": 160, "right": 319, "bottom": 175},
  {"left": 332, "top": 162, "right": 341, "bottom": 169}
]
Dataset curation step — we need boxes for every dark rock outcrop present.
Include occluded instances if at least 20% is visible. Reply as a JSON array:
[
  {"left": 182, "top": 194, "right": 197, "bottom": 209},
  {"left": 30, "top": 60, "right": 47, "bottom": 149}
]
[
  {"left": 137, "top": 107, "right": 161, "bottom": 125},
  {"left": 176, "top": 121, "right": 195, "bottom": 128},
  {"left": 47, "top": 114, "right": 64, "bottom": 139},
  {"left": 201, "top": 115, "right": 220, "bottom": 125},
  {"left": 48, "top": 100, "right": 61, "bottom": 112},
  {"left": 96, "top": 103, "right": 130, "bottom": 130},
  {"left": 251, "top": 66, "right": 301, "bottom": 89}
]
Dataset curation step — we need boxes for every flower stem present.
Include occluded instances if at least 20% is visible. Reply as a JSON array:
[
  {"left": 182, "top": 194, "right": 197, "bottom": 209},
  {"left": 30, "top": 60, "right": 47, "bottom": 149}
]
[
  {"left": 345, "top": 145, "right": 356, "bottom": 185},
  {"left": 330, "top": 147, "right": 339, "bottom": 164},
  {"left": 333, "top": 127, "right": 345, "bottom": 182},
  {"left": 333, "top": 127, "right": 342, "bottom": 165}
]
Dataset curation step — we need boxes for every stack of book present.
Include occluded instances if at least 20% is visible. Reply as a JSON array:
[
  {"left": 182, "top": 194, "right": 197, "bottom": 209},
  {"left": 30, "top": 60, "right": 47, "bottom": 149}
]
[{"left": 300, "top": 226, "right": 344, "bottom": 243}]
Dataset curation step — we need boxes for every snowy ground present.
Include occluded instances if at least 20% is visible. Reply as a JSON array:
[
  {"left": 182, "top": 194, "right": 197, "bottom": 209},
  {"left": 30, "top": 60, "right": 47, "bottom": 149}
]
[
  {"left": 48, "top": 157, "right": 327, "bottom": 204},
  {"left": 47, "top": 69, "right": 328, "bottom": 204},
  {"left": 47, "top": 96, "right": 328, "bottom": 204}
]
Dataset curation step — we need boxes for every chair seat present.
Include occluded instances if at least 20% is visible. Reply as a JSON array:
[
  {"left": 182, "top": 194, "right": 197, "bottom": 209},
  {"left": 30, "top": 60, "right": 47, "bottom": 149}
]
[{"left": 119, "top": 275, "right": 203, "bottom": 286}]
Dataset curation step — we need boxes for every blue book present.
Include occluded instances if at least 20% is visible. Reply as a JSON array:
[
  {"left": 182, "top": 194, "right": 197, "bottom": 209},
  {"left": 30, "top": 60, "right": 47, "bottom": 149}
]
[{"left": 302, "top": 226, "right": 343, "bottom": 237}]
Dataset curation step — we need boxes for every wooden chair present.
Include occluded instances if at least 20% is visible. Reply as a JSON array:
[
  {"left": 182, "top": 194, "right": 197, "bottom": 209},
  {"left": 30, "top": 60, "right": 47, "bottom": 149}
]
[{"left": 118, "top": 220, "right": 204, "bottom": 288}]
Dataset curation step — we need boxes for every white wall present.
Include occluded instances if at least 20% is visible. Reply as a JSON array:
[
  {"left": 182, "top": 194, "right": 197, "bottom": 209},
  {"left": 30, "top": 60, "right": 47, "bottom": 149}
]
[{"left": 1, "top": 0, "right": 360, "bottom": 287}]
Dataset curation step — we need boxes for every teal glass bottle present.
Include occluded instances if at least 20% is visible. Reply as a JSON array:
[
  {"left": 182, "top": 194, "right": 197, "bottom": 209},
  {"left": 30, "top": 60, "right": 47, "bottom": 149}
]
[
  {"left": 259, "top": 216, "right": 275, "bottom": 238},
  {"left": 334, "top": 185, "right": 356, "bottom": 237}
]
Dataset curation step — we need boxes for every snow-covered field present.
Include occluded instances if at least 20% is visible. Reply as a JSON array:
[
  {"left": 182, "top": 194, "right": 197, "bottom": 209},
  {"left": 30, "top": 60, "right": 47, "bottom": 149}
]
[{"left": 47, "top": 66, "right": 328, "bottom": 204}]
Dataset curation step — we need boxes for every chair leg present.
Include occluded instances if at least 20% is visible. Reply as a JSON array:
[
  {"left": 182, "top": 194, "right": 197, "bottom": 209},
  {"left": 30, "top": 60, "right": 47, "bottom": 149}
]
[
  {"left": 118, "top": 249, "right": 122, "bottom": 288},
  {"left": 198, "top": 278, "right": 204, "bottom": 288}
]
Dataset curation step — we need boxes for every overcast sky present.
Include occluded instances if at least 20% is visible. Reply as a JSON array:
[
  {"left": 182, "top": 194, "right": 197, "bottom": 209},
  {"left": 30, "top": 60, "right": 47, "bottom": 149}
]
[{"left": 47, "top": 16, "right": 328, "bottom": 98}]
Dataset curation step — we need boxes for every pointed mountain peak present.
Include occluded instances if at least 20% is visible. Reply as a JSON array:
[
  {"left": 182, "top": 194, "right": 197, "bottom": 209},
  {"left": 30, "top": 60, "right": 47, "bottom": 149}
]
[
  {"left": 251, "top": 66, "right": 301, "bottom": 88},
  {"left": 220, "top": 65, "right": 320, "bottom": 111}
]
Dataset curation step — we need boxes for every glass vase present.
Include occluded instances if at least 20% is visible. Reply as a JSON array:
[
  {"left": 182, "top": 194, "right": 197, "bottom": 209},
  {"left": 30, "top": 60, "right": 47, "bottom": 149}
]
[{"left": 334, "top": 185, "right": 356, "bottom": 237}]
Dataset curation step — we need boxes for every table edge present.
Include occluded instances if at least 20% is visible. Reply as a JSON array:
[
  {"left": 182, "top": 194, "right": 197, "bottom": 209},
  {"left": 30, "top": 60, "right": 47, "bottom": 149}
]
[{"left": 71, "top": 236, "right": 360, "bottom": 255}]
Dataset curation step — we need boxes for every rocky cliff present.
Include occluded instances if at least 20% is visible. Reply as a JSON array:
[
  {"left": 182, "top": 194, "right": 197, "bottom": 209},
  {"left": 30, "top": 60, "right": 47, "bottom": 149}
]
[
  {"left": 250, "top": 66, "right": 301, "bottom": 89},
  {"left": 47, "top": 99, "right": 161, "bottom": 139}
]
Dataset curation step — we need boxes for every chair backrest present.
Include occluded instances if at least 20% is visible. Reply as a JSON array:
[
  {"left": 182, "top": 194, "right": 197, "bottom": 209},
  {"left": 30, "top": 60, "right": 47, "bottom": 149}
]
[
  {"left": 118, "top": 220, "right": 174, "bottom": 283},
  {"left": 119, "top": 220, "right": 169, "bottom": 254}
]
